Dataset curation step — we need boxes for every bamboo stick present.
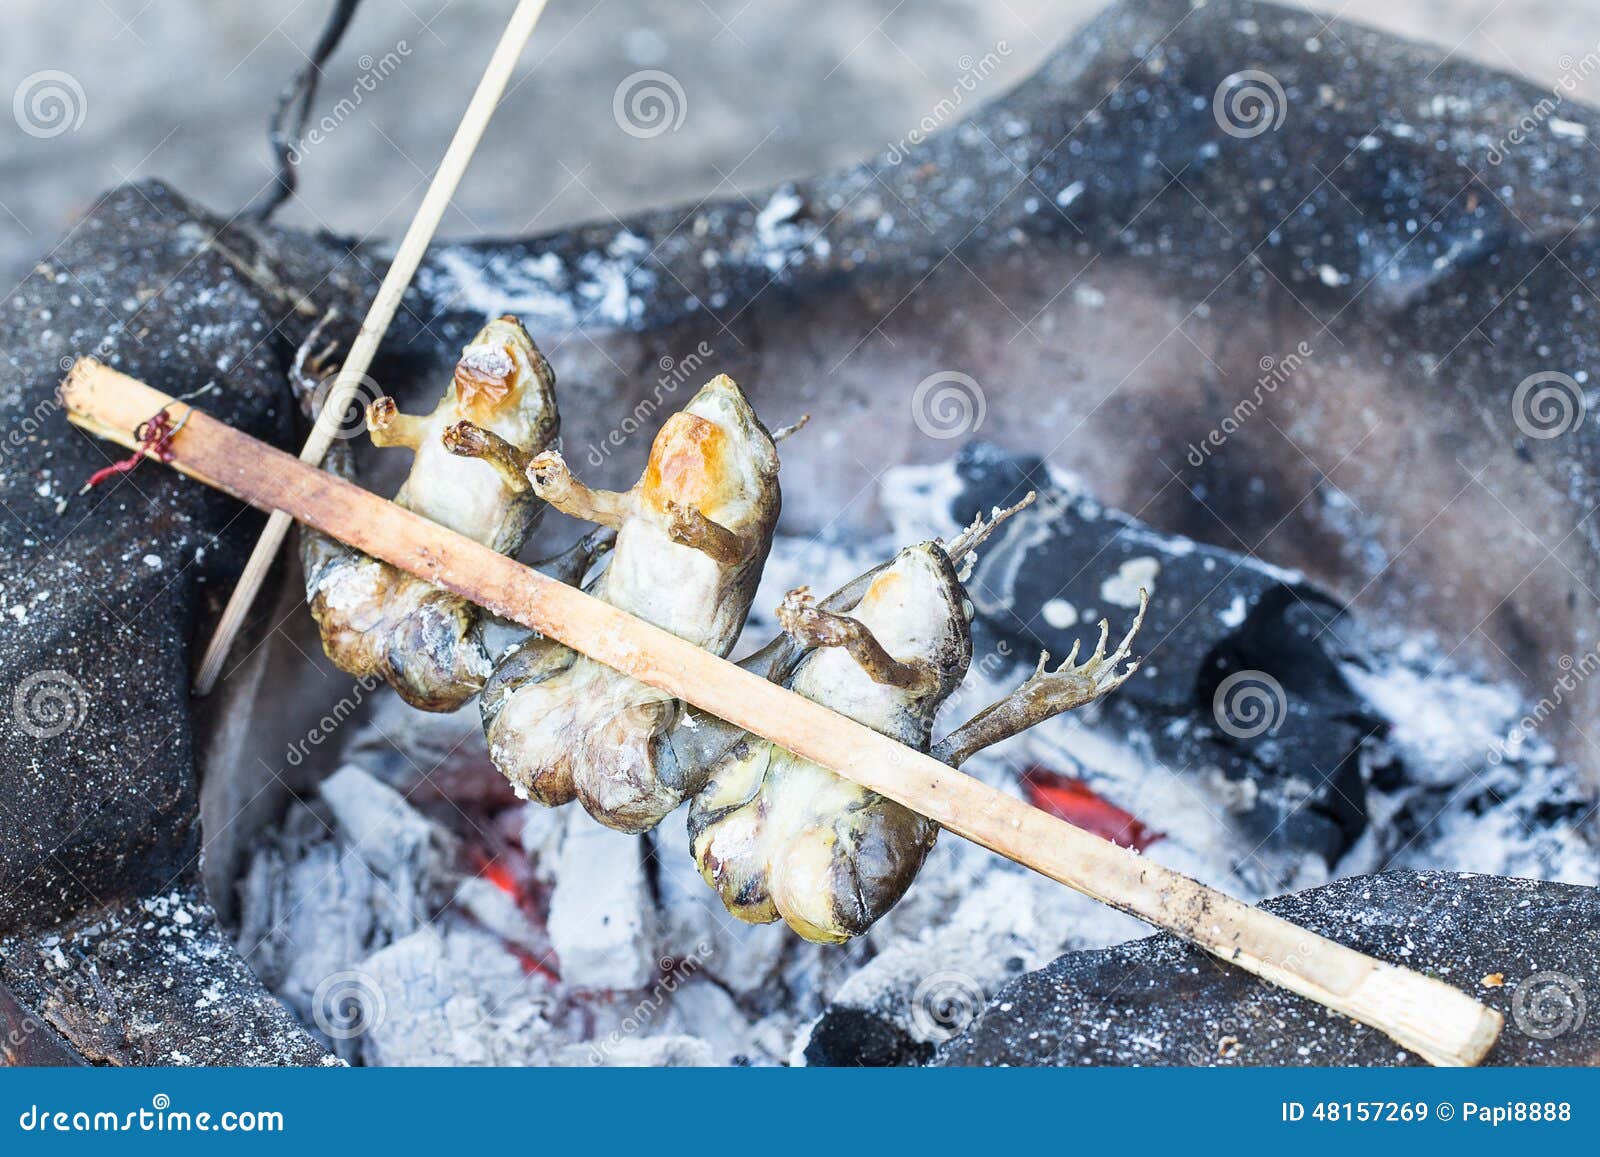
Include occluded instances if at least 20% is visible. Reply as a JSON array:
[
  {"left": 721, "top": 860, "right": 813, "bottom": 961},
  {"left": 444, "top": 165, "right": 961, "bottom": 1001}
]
[
  {"left": 193, "top": 0, "right": 552, "bottom": 697},
  {"left": 61, "top": 359, "right": 1505, "bottom": 1067}
]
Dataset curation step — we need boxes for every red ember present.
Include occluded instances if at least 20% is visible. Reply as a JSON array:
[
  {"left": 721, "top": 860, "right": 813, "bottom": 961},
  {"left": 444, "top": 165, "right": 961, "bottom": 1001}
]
[{"left": 1021, "top": 766, "right": 1163, "bottom": 852}]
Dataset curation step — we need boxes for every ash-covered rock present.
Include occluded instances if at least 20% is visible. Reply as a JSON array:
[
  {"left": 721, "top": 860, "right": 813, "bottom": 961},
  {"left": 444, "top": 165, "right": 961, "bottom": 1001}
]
[
  {"left": 0, "top": 177, "right": 371, "bottom": 1062},
  {"left": 936, "top": 871, "right": 1600, "bottom": 1066},
  {"left": 7, "top": 0, "right": 1598, "bottom": 1065},
  {"left": 0, "top": 181, "right": 362, "bottom": 933},
  {"left": 0, "top": 884, "right": 329, "bottom": 1066}
]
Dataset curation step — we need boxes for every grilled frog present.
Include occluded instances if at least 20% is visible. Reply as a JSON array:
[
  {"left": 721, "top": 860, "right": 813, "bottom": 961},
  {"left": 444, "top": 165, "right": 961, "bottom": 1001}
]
[
  {"left": 689, "top": 504, "right": 1146, "bottom": 943},
  {"left": 300, "top": 315, "right": 559, "bottom": 711},
  {"left": 476, "top": 373, "right": 781, "bottom": 833}
]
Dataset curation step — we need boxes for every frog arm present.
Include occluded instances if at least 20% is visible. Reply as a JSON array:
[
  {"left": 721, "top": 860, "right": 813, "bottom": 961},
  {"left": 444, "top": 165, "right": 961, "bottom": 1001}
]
[
  {"left": 366, "top": 396, "right": 431, "bottom": 451},
  {"left": 662, "top": 500, "right": 749, "bottom": 565},
  {"left": 775, "top": 587, "right": 940, "bottom": 693},
  {"left": 943, "top": 491, "right": 1036, "bottom": 563},
  {"left": 932, "top": 589, "right": 1146, "bottom": 767},
  {"left": 525, "top": 449, "right": 635, "bottom": 529},
  {"left": 769, "top": 412, "right": 811, "bottom": 442},
  {"left": 442, "top": 420, "right": 535, "bottom": 493}
]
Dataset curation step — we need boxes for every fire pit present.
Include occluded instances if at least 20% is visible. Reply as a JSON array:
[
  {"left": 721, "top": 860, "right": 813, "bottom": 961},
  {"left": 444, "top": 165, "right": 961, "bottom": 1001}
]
[{"left": 1, "top": 0, "right": 1596, "bottom": 1067}]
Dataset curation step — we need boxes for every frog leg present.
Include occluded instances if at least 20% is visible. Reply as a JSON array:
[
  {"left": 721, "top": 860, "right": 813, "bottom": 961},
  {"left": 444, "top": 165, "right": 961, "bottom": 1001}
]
[
  {"left": 932, "top": 589, "right": 1147, "bottom": 767},
  {"left": 442, "top": 420, "right": 536, "bottom": 493},
  {"left": 366, "top": 396, "right": 431, "bottom": 450},
  {"left": 525, "top": 449, "right": 634, "bottom": 529},
  {"left": 728, "top": 492, "right": 1036, "bottom": 687},
  {"left": 776, "top": 587, "right": 940, "bottom": 693}
]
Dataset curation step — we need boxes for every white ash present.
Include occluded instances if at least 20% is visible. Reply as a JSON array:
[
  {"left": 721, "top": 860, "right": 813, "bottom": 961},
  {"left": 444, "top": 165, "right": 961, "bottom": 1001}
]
[
  {"left": 1100, "top": 555, "right": 1159, "bottom": 608},
  {"left": 546, "top": 811, "right": 657, "bottom": 992},
  {"left": 234, "top": 460, "right": 1598, "bottom": 1066},
  {"left": 419, "top": 232, "right": 658, "bottom": 332}
]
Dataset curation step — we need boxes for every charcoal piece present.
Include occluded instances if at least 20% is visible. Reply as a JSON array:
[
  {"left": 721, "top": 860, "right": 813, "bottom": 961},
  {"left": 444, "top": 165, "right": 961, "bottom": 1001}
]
[
  {"left": 804, "top": 1007, "right": 931, "bottom": 1068},
  {"left": 320, "top": 763, "right": 461, "bottom": 927},
  {"left": 936, "top": 871, "right": 1600, "bottom": 1066},
  {"left": 0, "top": 181, "right": 365, "bottom": 1063},
  {"left": 0, "top": 183, "right": 364, "bottom": 933}
]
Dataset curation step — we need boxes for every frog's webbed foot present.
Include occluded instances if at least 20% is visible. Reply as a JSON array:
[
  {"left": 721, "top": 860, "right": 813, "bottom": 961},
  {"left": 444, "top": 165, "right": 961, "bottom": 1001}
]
[
  {"left": 442, "top": 420, "right": 536, "bottom": 493},
  {"left": 776, "top": 587, "right": 939, "bottom": 693},
  {"left": 663, "top": 500, "right": 748, "bottom": 565},
  {"left": 933, "top": 589, "right": 1146, "bottom": 767},
  {"left": 526, "top": 449, "right": 633, "bottom": 529},
  {"left": 366, "top": 396, "right": 430, "bottom": 451}
]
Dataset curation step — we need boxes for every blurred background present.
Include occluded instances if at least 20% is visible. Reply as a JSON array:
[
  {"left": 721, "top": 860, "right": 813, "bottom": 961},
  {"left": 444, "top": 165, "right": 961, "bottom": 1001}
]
[{"left": 0, "top": 0, "right": 1592, "bottom": 287}]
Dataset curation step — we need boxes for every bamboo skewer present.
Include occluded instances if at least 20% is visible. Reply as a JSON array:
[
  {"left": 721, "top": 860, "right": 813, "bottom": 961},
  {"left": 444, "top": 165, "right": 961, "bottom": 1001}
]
[
  {"left": 61, "top": 360, "right": 1505, "bottom": 1067},
  {"left": 193, "top": 0, "right": 553, "bottom": 697}
]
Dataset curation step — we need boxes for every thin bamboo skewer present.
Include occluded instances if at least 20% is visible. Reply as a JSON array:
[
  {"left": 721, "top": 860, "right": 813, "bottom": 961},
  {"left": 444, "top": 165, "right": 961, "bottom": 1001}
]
[
  {"left": 62, "top": 360, "right": 1505, "bottom": 1067},
  {"left": 193, "top": 0, "right": 552, "bottom": 697}
]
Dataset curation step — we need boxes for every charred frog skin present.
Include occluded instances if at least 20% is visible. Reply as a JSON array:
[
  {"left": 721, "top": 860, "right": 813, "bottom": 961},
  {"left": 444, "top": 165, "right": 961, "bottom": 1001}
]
[
  {"left": 689, "top": 543, "right": 971, "bottom": 943},
  {"left": 301, "top": 316, "right": 558, "bottom": 711},
  {"left": 480, "top": 374, "right": 781, "bottom": 834}
]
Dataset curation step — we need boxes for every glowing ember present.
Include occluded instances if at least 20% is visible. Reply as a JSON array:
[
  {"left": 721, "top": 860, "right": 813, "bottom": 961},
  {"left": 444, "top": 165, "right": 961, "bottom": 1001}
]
[{"left": 1021, "top": 766, "right": 1164, "bottom": 852}]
